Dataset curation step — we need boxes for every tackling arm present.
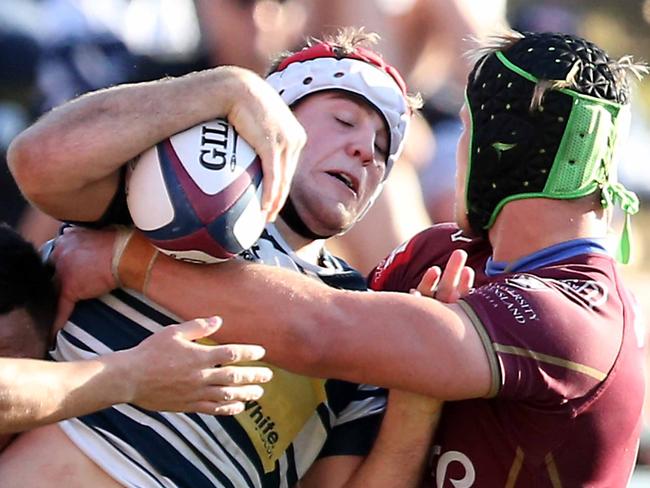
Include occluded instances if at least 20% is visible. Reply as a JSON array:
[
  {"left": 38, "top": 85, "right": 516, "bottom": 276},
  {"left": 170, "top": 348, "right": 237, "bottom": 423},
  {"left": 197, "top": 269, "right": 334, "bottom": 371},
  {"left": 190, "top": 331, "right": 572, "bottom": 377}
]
[
  {"left": 129, "top": 243, "right": 492, "bottom": 399},
  {"left": 157, "top": 259, "right": 490, "bottom": 399},
  {"left": 53, "top": 228, "right": 492, "bottom": 399}
]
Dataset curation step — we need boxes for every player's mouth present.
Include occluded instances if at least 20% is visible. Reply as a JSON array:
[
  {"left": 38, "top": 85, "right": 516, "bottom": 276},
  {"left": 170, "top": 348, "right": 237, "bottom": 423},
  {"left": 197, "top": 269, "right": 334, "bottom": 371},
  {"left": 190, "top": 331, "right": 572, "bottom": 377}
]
[{"left": 326, "top": 171, "right": 359, "bottom": 196}]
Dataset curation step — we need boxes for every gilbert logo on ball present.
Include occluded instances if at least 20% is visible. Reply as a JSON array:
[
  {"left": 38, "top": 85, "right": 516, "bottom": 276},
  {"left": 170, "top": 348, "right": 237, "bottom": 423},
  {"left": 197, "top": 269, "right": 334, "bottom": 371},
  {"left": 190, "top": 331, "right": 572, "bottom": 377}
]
[{"left": 126, "top": 118, "right": 265, "bottom": 263}]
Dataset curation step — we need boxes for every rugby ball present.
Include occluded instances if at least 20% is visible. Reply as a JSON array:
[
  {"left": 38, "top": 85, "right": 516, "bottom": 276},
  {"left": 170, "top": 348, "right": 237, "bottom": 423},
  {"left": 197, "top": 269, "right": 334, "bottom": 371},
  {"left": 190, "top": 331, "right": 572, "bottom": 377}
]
[{"left": 126, "top": 118, "right": 265, "bottom": 263}]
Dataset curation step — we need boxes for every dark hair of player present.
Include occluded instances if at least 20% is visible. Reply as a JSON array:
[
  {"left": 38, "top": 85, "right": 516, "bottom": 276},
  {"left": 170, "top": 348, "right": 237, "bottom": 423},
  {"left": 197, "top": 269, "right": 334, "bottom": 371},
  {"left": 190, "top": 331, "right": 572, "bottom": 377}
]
[{"left": 0, "top": 223, "right": 57, "bottom": 339}]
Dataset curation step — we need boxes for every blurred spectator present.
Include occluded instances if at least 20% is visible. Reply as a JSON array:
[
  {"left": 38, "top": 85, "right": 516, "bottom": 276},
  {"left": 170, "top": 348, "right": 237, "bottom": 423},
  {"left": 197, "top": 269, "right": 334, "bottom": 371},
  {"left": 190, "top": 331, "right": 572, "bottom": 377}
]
[
  {"left": 123, "top": 0, "right": 307, "bottom": 78},
  {"left": 411, "top": 0, "right": 509, "bottom": 226},
  {"left": 418, "top": 101, "right": 461, "bottom": 223},
  {"left": 0, "top": 0, "right": 138, "bottom": 245},
  {"left": 509, "top": 3, "right": 579, "bottom": 34},
  {"left": 122, "top": 0, "right": 201, "bottom": 62},
  {"left": 35, "top": 0, "right": 134, "bottom": 113},
  {"left": 0, "top": 0, "right": 42, "bottom": 231},
  {"left": 193, "top": 0, "right": 306, "bottom": 75},
  {"left": 0, "top": 26, "right": 40, "bottom": 231},
  {"left": 618, "top": 110, "right": 650, "bottom": 200}
]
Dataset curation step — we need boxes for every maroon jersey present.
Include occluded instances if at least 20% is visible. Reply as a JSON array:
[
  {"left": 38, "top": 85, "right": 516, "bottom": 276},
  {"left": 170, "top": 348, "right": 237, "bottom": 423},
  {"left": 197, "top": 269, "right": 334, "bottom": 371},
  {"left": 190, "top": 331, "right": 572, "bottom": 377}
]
[{"left": 369, "top": 224, "right": 645, "bottom": 487}]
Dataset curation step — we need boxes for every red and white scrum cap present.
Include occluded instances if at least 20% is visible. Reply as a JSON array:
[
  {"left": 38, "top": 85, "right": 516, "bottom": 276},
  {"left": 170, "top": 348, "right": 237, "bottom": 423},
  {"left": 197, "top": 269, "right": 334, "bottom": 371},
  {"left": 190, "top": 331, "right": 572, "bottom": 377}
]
[{"left": 265, "top": 42, "right": 411, "bottom": 176}]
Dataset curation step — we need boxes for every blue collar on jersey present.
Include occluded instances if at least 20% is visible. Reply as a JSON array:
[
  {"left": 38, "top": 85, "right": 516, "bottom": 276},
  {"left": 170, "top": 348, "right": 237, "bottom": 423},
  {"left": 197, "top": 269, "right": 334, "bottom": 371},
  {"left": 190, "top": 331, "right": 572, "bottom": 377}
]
[{"left": 485, "top": 238, "right": 610, "bottom": 277}]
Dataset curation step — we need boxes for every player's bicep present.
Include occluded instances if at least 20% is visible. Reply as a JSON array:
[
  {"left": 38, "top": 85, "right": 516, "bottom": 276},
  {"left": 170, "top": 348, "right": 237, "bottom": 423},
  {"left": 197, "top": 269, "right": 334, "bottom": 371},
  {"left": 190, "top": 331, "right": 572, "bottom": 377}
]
[
  {"left": 403, "top": 300, "right": 494, "bottom": 399},
  {"left": 33, "top": 172, "right": 123, "bottom": 223},
  {"left": 319, "top": 291, "right": 493, "bottom": 400}
]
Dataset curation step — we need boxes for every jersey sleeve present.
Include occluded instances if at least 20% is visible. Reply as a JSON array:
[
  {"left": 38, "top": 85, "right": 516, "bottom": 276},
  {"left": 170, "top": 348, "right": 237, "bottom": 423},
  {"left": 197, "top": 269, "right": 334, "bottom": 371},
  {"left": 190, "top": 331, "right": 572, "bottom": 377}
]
[
  {"left": 460, "top": 268, "right": 622, "bottom": 409},
  {"left": 316, "top": 381, "right": 386, "bottom": 458}
]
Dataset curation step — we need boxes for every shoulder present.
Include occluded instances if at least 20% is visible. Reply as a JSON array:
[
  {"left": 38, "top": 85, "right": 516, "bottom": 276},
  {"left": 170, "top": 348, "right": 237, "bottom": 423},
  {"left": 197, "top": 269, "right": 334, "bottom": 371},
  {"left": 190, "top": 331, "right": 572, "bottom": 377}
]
[
  {"left": 465, "top": 262, "right": 619, "bottom": 352},
  {"left": 462, "top": 255, "right": 633, "bottom": 402},
  {"left": 369, "top": 223, "right": 489, "bottom": 292},
  {"left": 246, "top": 229, "right": 368, "bottom": 291}
]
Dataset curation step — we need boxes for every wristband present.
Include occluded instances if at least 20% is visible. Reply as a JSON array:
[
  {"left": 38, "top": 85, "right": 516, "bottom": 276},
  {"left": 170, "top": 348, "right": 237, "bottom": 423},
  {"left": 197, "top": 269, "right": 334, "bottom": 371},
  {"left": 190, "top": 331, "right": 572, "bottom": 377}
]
[
  {"left": 114, "top": 229, "right": 159, "bottom": 295},
  {"left": 111, "top": 226, "right": 133, "bottom": 288}
]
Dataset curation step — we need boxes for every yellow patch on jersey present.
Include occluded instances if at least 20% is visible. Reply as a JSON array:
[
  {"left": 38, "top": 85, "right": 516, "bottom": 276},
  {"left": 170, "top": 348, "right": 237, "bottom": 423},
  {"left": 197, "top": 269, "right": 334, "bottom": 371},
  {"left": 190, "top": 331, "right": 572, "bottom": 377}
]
[
  {"left": 195, "top": 338, "right": 327, "bottom": 472},
  {"left": 235, "top": 362, "right": 326, "bottom": 473}
]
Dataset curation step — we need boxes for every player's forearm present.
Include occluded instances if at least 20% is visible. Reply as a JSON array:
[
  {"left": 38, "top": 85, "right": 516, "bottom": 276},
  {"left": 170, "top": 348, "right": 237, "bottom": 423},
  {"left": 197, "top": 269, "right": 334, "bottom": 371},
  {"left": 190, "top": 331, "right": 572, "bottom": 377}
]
[
  {"left": 7, "top": 66, "right": 249, "bottom": 221},
  {"left": 342, "top": 391, "right": 440, "bottom": 488},
  {"left": 143, "top": 256, "right": 324, "bottom": 370},
  {"left": 0, "top": 354, "right": 133, "bottom": 433}
]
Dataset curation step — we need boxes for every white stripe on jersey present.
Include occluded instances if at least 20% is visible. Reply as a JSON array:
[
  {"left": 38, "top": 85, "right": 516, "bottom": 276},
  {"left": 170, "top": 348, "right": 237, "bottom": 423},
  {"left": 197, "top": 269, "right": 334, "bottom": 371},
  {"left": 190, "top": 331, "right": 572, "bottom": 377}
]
[
  {"left": 336, "top": 396, "right": 386, "bottom": 426},
  {"left": 55, "top": 322, "right": 111, "bottom": 355},
  {"left": 60, "top": 419, "right": 175, "bottom": 488},
  {"left": 123, "top": 406, "right": 250, "bottom": 487},
  {"left": 197, "top": 414, "right": 262, "bottom": 486},
  {"left": 98, "top": 293, "right": 168, "bottom": 333},
  {"left": 290, "top": 414, "right": 329, "bottom": 478},
  {"left": 277, "top": 456, "right": 290, "bottom": 488},
  {"left": 54, "top": 224, "right": 385, "bottom": 488}
]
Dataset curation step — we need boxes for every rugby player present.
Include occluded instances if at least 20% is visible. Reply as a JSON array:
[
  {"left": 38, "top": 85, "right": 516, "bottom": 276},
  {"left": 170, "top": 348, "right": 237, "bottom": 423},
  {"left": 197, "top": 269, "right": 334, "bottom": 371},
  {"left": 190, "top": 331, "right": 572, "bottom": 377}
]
[{"left": 2, "top": 29, "right": 441, "bottom": 487}]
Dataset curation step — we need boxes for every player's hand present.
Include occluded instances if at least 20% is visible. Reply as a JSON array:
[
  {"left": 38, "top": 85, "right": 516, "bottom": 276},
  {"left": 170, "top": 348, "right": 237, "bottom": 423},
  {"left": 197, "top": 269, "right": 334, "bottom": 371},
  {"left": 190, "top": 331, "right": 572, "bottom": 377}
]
[
  {"left": 225, "top": 67, "right": 307, "bottom": 221},
  {"left": 50, "top": 226, "right": 118, "bottom": 331},
  {"left": 411, "top": 249, "right": 474, "bottom": 303},
  {"left": 118, "top": 317, "right": 272, "bottom": 415}
]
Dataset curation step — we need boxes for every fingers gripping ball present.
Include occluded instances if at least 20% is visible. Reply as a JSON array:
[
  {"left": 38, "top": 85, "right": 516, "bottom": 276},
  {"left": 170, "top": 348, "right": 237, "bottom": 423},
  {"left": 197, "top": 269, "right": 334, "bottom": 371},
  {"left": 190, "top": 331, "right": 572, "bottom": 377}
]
[{"left": 126, "top": 118, "right": 266, "bottom": 263}]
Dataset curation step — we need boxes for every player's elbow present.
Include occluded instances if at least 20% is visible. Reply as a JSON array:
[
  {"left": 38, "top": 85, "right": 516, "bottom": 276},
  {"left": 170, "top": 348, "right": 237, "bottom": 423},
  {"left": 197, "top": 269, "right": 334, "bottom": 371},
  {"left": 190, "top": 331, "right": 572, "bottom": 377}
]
[
  {"left": 7, "top": 129, "right": 52, "bottom": 202},
  {"left": 7, "top": 132, "right": 33, "bottom": 190}
]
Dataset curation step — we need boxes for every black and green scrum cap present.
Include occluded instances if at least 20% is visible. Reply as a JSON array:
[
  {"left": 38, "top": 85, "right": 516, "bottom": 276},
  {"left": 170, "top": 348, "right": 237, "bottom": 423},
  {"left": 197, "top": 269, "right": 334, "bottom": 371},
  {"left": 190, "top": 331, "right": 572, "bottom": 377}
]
[{"left": 465, "top": 31, "right": 640, "bottom": 263}]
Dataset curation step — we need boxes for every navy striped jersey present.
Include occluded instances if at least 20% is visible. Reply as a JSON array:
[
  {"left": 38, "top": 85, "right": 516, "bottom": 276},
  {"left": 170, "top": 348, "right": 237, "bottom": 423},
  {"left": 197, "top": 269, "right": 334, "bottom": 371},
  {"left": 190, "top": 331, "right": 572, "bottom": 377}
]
[{"left": 53, "top": 224, "right": 385, "bottom": 488}]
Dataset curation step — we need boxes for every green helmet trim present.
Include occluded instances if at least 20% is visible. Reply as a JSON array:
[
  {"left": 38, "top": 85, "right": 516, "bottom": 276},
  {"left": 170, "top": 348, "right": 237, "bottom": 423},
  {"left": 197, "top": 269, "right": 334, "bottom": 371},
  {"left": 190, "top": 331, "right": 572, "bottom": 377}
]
[{"left": 465, "top": 51, "right": 639, "bottom": 263}]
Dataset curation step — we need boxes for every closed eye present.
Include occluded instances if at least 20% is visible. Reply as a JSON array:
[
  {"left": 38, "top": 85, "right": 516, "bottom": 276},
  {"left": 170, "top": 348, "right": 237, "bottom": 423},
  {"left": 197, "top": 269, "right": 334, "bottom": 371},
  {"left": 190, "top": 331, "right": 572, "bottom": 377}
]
[
  {"left": 336, "top": 117, "right": 354, "bottom": 127},
  {"left": 374, "top": 144, "right": 388, "bottom": 163}
]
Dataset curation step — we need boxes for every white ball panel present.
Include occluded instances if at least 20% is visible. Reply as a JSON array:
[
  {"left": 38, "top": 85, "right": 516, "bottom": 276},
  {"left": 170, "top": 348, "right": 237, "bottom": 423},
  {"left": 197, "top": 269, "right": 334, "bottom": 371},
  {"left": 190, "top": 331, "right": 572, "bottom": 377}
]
[
  {"left": 170, "top": 118, "right": 257, "bottom": 196},
  {"left": 126, "top": 150, "right": 175, "bottom": 231},
  {"left": 156, "top": 247, "right": 225, "bottom": 264},
  {"left": 232, "top": 184, "right": 265, "bottom": 250}
]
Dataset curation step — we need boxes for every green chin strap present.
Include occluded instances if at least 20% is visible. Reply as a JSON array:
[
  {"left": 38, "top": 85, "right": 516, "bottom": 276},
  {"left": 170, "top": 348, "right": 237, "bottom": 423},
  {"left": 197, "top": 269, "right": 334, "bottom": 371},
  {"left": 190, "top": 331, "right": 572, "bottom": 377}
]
[
  {"left": 467, "top": 51, "right": 639, "bottom": 264},
  {"left": 602, "top": 181, "right": 639, "bottom": 264}
]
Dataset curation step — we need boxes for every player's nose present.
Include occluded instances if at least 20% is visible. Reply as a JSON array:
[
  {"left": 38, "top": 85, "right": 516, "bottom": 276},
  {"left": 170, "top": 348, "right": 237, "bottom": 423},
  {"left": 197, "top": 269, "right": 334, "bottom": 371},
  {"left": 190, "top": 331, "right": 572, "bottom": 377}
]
[{"left": 345, "top": 124, "right": 375, "bottom": 166}]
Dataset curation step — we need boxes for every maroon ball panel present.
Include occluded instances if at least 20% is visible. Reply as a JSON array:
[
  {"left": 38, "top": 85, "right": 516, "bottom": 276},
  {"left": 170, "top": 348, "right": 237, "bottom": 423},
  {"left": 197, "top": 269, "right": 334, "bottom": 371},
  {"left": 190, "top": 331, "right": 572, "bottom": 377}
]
[
  {"left": 149, "top": 227, "right": 233, "bottom": 260},
  {"left": 161, "top": 139, "right": 261, "bottom": 224}
]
